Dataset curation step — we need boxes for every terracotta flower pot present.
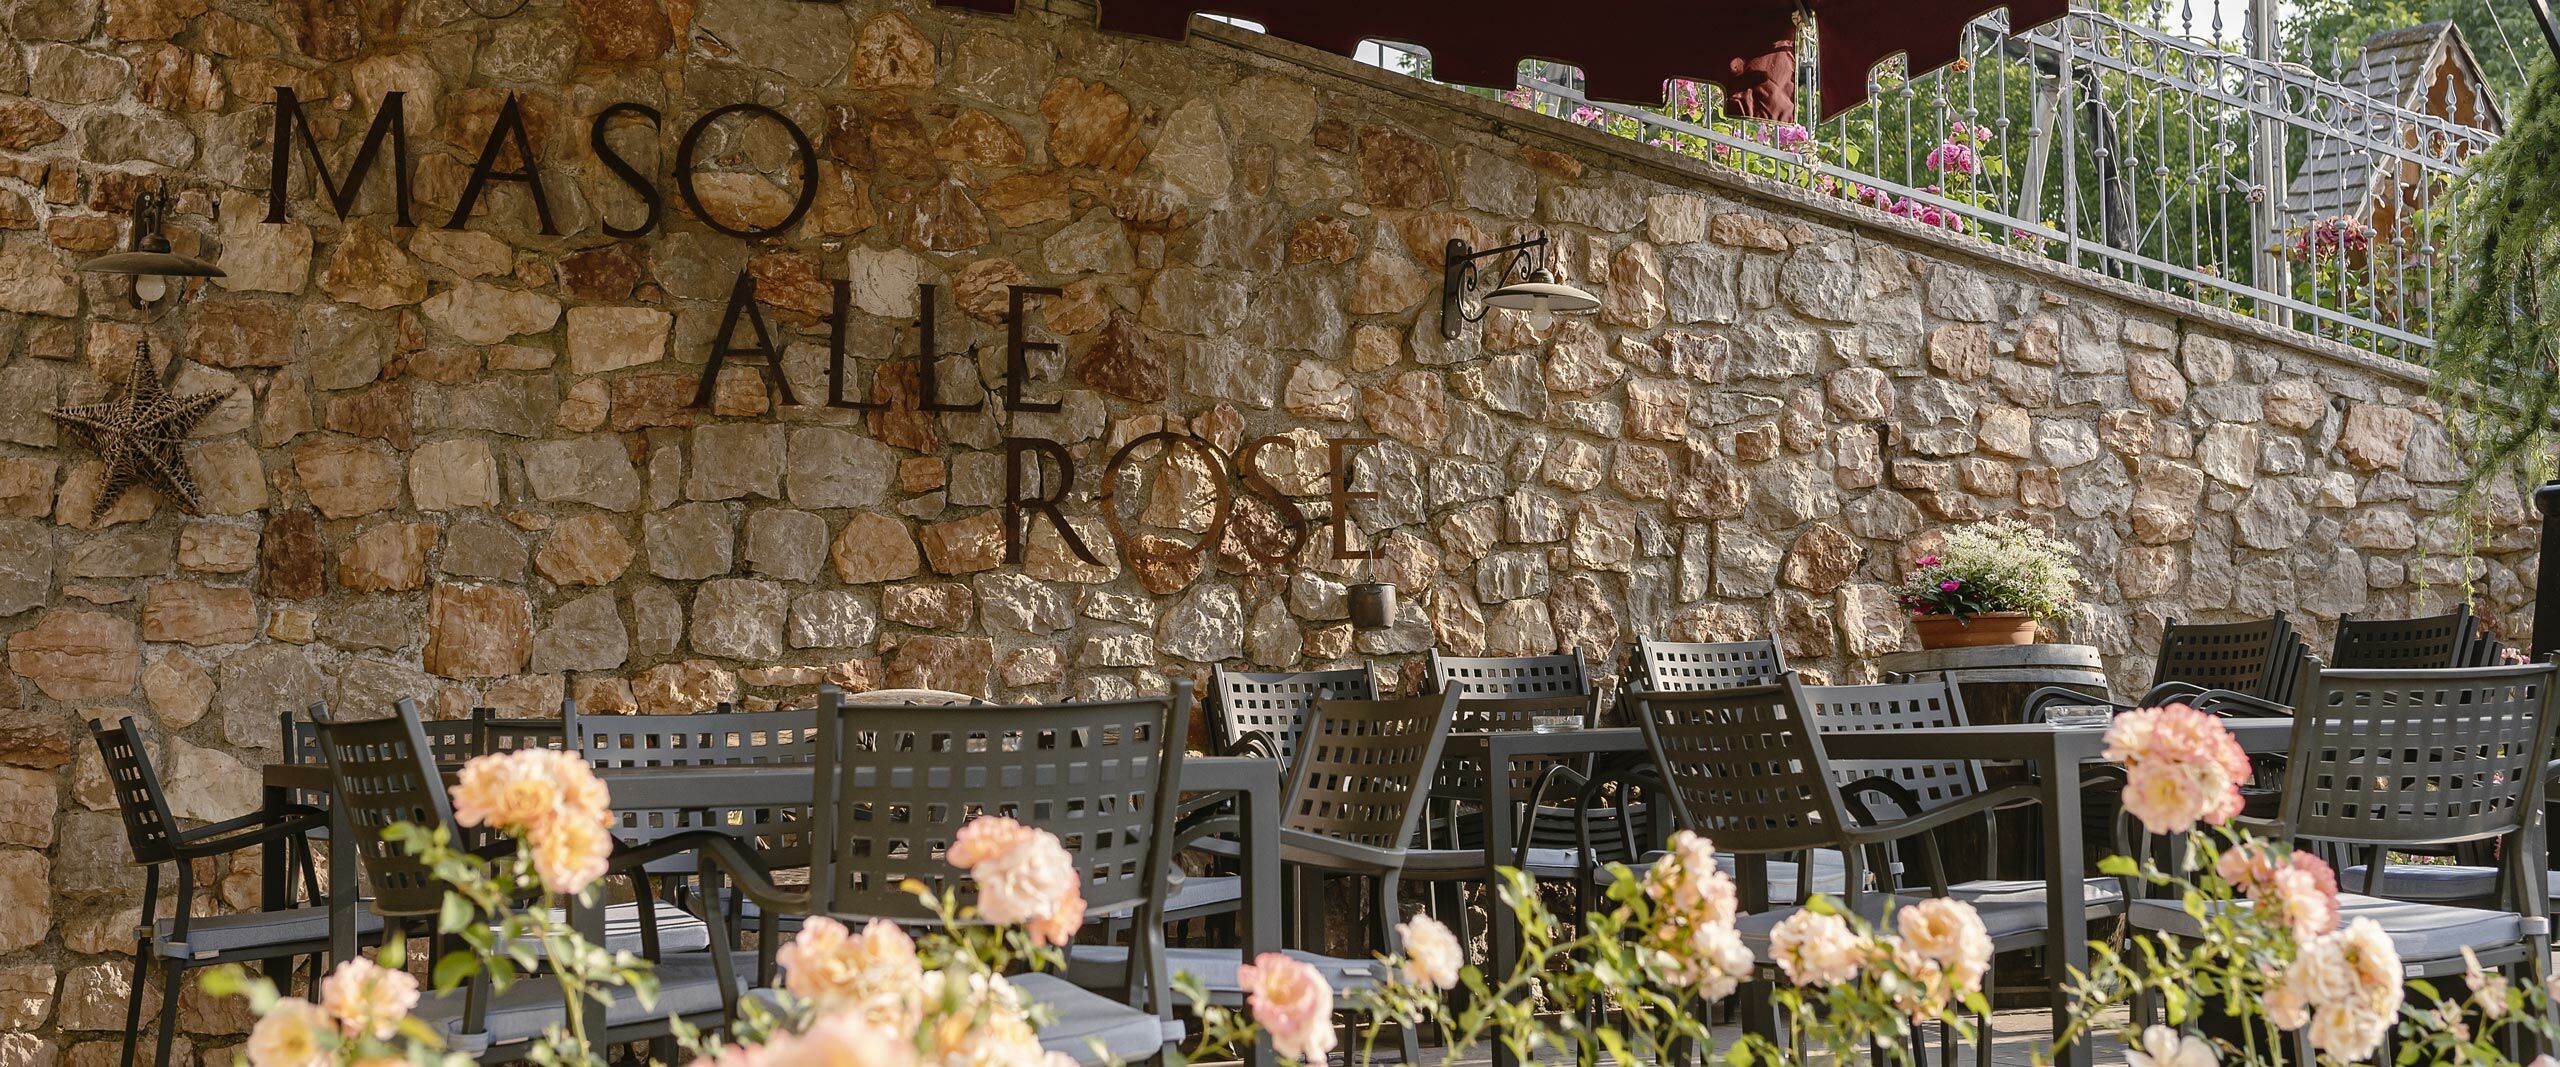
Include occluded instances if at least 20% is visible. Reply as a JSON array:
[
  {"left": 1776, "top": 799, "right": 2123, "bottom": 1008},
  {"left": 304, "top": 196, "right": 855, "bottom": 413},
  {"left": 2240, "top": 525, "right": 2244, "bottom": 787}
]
[{"left": 1911, "top": 612, "right": 2039, "bottom": 650}]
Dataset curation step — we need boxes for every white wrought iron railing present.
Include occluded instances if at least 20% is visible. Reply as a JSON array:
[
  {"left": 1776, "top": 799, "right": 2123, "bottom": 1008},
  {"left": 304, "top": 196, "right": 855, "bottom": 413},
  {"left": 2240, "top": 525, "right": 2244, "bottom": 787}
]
[{"left": 1360, "top": 7, "right": 2500, "bottom": 358}]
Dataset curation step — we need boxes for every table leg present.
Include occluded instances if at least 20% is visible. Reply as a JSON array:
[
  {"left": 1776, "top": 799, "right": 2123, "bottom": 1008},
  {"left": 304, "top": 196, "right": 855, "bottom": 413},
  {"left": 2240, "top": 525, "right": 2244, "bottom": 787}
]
[
  {"left": 328, "top": 803, "right": 358, "bottom": 966},
  {"left": 1241, "top": 778, "right": 1280, "bottom": 1067},
  {"left": 2039, "top": 749, "right": 2090, "bottom": 1067},
  {"left": 1484, "top": 770, "right": 1518, "bottom": 1067},
  {"left": 261, "top": 783, "right": 290, "bottom": 986}
]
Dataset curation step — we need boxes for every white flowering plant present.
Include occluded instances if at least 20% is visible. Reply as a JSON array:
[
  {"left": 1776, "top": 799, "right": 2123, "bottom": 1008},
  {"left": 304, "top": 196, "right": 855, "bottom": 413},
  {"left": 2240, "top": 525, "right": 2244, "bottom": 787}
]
[{"left": 1893, "top": 517, "right": 2081, "bottom": 620}]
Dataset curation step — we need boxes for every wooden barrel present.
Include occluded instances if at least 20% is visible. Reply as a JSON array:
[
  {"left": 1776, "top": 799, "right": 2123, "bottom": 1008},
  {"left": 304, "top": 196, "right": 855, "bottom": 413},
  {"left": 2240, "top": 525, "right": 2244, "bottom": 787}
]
[{"left": 1873, "top": 644, "right": 2111, "bottom": 882}]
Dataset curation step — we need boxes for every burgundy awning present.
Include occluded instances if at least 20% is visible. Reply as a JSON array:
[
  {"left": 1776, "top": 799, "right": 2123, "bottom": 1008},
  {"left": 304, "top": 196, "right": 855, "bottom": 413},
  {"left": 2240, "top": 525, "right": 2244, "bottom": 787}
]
[{"left": 931, "top": 0, "right": 2065, "bottom": 120}]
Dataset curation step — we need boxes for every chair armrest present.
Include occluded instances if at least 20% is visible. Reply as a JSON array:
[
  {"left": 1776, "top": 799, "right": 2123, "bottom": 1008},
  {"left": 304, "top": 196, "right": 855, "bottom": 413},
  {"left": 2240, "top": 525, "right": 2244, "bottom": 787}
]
[
  {"left": 1837, "top": 774, "right": 1928, "bottom": 823},
  {"left": 2187, "top": 689, "right": 2291, "bottom": 719},
  {"left": 1842, "top": 784, "right": 2044, "bottom": 846},
  {"left": 2138, "top": 681, "right": 2206, "bottom": 706},
  {"left": 174, "top": 807, "right": 329, "bottom": 859},
  {"left": 1229, "top": 730, "right": 1284, "bottom": 761},
  {"left": 617, "top": 831, "right": 809, "bottom": 915},
  {"left": 1276, "top": 828, "right": 1409, "bottom": 875}
]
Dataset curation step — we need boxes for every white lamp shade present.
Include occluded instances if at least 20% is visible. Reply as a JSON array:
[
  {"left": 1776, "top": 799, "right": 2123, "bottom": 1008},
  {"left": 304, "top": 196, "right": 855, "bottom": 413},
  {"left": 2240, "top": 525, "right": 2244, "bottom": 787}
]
[{"left": 1480, "top": 277, "right": 1599, "bottom": 315}]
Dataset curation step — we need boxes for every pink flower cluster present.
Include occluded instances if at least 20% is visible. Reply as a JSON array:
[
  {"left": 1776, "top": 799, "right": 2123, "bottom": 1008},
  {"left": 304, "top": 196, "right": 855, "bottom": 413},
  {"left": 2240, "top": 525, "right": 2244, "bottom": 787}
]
[
  {"left": 2103, "top": 703, "right": 2250, "bottom": 835},
  {"left": 245, "top": 957, "right": 422, "bottom": 1067},
  {"left": 947, "top": 816, "right": 1087, "bottom": 947},
  {"left": 1638, "top": 831, "right": 1754, "bottom": 998},
  {"left": 1926, "top": 137, "right": 1979, "bottom": 175},
  {"left": 2214, "top": 840, "right": 2340, "bottom": 942},
  {"left": 1766, "top": 897, "right": 1994, "bottom": 1020},
  {"left": 2290, "top": 215, "right": 2374, "bottom": 260},
  {"left": 2264, "top": 917, "right": 2404, "bottom": 1060},
  {"left": 1240, "top": 953, "right": 1337, "bottom": 1063},
  {"left": 450, "top": 748, "right": 616, "bottom": 896},
  {"left": 777, "top": 917, "right": 927, "bottom": 1029}
]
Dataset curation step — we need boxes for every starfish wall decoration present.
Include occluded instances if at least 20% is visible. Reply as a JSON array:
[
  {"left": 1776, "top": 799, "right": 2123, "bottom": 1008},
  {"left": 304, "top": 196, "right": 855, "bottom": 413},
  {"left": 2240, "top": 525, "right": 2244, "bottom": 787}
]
[{"left": 50, "top": 338, "right": 231, "bottom": 522}]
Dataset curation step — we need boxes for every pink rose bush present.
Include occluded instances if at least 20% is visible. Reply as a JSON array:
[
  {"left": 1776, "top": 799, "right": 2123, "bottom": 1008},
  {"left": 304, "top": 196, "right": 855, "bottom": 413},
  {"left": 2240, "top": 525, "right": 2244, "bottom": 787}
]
[
  {"left": 1637, "top": 831, "right": 1754, "bottom": 998},
  {"left": 1240, "top": 952, "right": 1338, "bottom": 1063},
  {"left": 231, "top": 956, "right": 423, "bottom": 1067},
  {"left": 450, "top": 748, "right": 616, "bottom": 895},
  {"left": 2104, "top": 702, "right": 2250, "bottom": 834},
  {"left": 947, "top": 815, "right": 1087, "bottom": 947},
  {"left": 2213, "top": 839, "right": 2340, "bottom": 942}
]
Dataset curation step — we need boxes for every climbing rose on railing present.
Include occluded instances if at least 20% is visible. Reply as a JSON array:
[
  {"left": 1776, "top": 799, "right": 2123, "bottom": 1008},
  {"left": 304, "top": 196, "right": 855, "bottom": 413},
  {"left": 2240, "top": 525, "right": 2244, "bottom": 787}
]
[{"left": 2103, "top": 702, "right": 2251, "bottom": 834}]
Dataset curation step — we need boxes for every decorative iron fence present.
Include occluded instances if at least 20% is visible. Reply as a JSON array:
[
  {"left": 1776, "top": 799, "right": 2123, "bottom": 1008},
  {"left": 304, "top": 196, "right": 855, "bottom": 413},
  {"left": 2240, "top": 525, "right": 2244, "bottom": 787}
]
[{"left": 1374, "top": 7, "right": 2499, "bottom": 358}]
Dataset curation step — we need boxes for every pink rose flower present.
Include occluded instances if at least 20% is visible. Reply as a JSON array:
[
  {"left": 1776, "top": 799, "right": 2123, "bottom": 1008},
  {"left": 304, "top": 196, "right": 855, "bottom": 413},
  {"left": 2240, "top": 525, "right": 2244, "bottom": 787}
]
[
  {"left": 1894, "top": 898, "right": 1992, "bottom": 994},
  {"left": 527, "top": 810, "right": 614, "bottom": 896},
  {"left": 1768, "top": 910, "right": 1864, "bottom": 986},
  {"left": 2214, "top": 841, "right": 2339, "bottom": 941},
  {"left": 948, "top": 816, "right": 1087, "bottom": 945},
  {"left": 1395, "top": 913, "right": 1463, "bottom": 991},
  {"left": 2104, "top": 704, "right": 2250, "bottom": 834},
  {"left": 317, "top": 955, "right": 420, "bottom": 1041},
  {"left": 1238, "top": 952, "right": 1336, "bottom": 1063},
  {"left": 778, "top": 916, "right": 924, "bottom": 1027},
  {"left": 245, "top": 998, "right": 336, "bottom": 1067}
]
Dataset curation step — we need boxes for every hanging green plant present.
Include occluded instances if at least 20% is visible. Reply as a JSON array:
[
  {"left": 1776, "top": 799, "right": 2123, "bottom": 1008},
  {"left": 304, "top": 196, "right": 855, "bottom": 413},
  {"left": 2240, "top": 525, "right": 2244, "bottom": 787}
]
[{"left": 2433, "top": 56, "right": 2560, "bottom": 493}]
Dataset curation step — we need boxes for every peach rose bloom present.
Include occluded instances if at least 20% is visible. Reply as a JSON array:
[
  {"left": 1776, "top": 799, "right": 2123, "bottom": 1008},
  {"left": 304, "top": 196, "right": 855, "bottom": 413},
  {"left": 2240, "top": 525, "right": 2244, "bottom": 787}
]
[
  {"left": 453, "top": 749, "right": 606, "bottom": 833},
  {"left": 1644, "top": 831, "right": 1739, "bottom": 928},
  {"left": 2104, "top": 704, "right": 2250, "bottom": 834},
  {"left": 1239, "top": 952, "right": 1336, "bottom": 1063},
  {"left": 2126, "top": 1026, "right": 2221, "bottom": 1067},
  {"left": 1395, "top": 913, "right": 1464, "bottom": 991},
  {"left": 2265, "top": 864, "right": 2341, "bottom": 942},
  {"left": 779, "top": 917, "right": 925, "bottom": 1027},
  {"left": 1895, "top": 898, "right": 1992, "bottom": 993},
  {"left": 773, "top": 1011, "right": 919, "bottom": 1067},
  {"left": 1769, "top": 910, "right": 1865, "bottom": 987},
  {"left": 317, "top": 955, "right": 421, "bottom": 1040},
  {"left": 528, "top": 811, "right": 615, "bottom": 896},
  {"left": 1656, "top": 921, "right": 1754, "bottom": 1000},
  {"left": 246, "top": 998, "right": 336, "bottom": 1067},
  {"left": 948, "top": 817, "right": 1085, "bottom": 938},
  {"left": 2466, "top": 947, "right": 2513, "bottom": 1020}
]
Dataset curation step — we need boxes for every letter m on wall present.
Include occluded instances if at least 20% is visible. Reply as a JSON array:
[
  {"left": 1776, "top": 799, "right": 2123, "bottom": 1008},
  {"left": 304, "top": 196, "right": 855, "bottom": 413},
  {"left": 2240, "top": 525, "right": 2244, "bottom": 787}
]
[{"left": 267, "top": 88, "right": 413, "bottom": 225}]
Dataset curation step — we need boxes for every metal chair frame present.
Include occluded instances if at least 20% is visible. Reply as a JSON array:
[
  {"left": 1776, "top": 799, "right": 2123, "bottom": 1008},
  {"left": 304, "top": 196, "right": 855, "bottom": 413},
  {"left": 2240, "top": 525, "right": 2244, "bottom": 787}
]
[
  {"left": 2329, "top": 606, "right": 2483, "bottom": 670},
  {"left": 95, "top": 716, "right": 328, "bottom": 1067},
  {"left": 1205, "top": 663, "right": 1378, "bottom": 764},
  {"left": 1626, "top": 638, "right": 1790, "bottom": 694}
]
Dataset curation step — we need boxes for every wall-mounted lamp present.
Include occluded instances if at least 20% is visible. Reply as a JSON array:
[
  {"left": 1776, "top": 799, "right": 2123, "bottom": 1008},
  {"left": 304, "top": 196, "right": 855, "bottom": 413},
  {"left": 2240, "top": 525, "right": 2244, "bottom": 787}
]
[
  {"left": 79, "top": 190, "right": 223, "bottom": 309},
  {"left": 1440, "top": 232, "right": 1599, "bottom": 339}
]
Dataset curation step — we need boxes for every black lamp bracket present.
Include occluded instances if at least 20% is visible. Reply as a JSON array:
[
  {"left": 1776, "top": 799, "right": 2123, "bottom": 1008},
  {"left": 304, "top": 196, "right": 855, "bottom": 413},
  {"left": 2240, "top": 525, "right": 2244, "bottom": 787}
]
[{"left": 1440, "top": 232, "right": 1552, "bottom": 339}]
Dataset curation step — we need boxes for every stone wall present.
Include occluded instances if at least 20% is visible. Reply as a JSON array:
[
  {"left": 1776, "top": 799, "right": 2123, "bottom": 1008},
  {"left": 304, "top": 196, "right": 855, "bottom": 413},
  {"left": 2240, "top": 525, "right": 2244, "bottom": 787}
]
[{"left": 0, "top": 0, "right": 2538, "bottom": 1059}]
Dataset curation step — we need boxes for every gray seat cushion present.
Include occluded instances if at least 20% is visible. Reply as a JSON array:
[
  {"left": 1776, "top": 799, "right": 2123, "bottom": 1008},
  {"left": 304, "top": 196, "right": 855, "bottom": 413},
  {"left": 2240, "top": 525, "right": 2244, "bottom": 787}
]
[
  {"left": 524, "top": 902, "right": 713, "bottom": 957},
  {"left": 2128, "top": 893, "right": 2523, "bottom": 965},
  {"left": 1011, "top": 972, "right": 1182, "bottom": 1065},
  {"left": 1946, "top": 878, "right": 2127, "bottom": 910},
  {"left": 2336, "top": 864, "right": 2560, "bottom": 903},
  {"left": 155, "top": 906, "right": 388, "bottom": 960},
  {"left": 1735, "top": 895, "right": 2051, "bottom": 957},
  {"left": 1165, "top": 874, "right": 1241, "bottom": 917},
  {"left": 1060, "top": 945, "right": 1390, "bottom": 1004},
  {"left": 414, "top": 951, "right": 753, "bottom": 1053},
  {"left": 1714, "top": 850, "right": 1851, "bottom": 902}
]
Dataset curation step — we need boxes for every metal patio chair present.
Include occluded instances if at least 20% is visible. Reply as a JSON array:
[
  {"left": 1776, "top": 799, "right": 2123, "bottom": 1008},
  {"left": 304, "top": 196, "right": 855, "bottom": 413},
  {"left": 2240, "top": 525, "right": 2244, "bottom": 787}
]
[
  {"left": 1625, "top": 637, "right": 1789, "bottom": 694},
  {"left": 1802, "top": 680, "right": 2127, "bottom": 913},
  {"left": 1630, "top": 675, "right": 2060, "bottom": 1067},
  {"left": 473, "top": 707, "right": 565, "bottom": 753},
  {"left": 1178, "top": 665, "right": 1380, "bottom": 928},
  {"left": 2329, "top": 606, "right": 2483, "bottom": 669},
  {"left": 2023, "top": 614, "right": 2307, "bottom": 720},
  {"left": 2127, "top": 661, "right": 2560, "bottom": 1047},
  {"left": 564, "top": 701, "right": 820, "bottom": 949},
  {"left": 695, "top": 684, "right": 1193, "bottom": 1066},
  {"left": 95, "top": 716, "right": 346, "bottom": 1067},
  {"left": 309, "top": 698, "right": 757, "bottom": 1059},
  {"left": 1072, "top": 690, "right": 1457, "bottom": 1065}
]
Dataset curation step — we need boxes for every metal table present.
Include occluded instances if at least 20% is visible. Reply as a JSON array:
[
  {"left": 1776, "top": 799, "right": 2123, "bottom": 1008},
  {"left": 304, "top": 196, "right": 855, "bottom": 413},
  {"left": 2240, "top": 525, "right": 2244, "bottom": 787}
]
[
  {"left": 1443, "top": 726, "right": 1652, "bottom": 1067},
  {"left": 264, "top": 756, "right": 1283, "bottom": 1067},
  {"left": 1819, "top": 717, "right": 2295, "bottom": 1067}
]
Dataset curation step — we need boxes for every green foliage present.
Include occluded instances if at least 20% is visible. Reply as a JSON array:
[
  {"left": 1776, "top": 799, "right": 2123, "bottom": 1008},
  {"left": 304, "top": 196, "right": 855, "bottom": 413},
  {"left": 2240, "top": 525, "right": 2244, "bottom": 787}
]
[
  {"left": 2431, "top": 56, "right": 2560, "bottom": 493},
  {"left": 2287, "top": 0, "right": 2539, "bottom": 112}
]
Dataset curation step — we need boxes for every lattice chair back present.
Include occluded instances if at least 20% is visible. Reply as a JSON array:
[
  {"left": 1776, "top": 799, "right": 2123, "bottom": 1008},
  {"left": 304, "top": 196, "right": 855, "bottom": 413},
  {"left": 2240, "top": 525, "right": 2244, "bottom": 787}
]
[
  {"left": 1426, "top": 649, "right": 1591, "bottom": 699},
  {"left": 809, "top": 682, "right": 1191, "bottom": 931},
  {"left": 1628, "top": 675, "right": 1851, "bottom": 858},
  {"left": 1798, "top": 681, "right": 1986, "bottom": 817},
  {"left": 93, "top": 716, "right": 182, "bottom": 867},
  {"left": 1627, "top": 638, "right": 1789, "bottom": 693},
  {"left": 311, "top": 699, "right": 461, "bottom": 918},
  {"left": 475, "top": 707, "right": 565, "bottom": 754},
  {"left": 1278, "top": 692, "right": 1459, "bottom": 868},
  {"left": 279, "top": 711, "right": 336, "bottom": 814},
  {"left": 415, "top": 715, "right": 482, "bottom": 767},
  {"left": 1207, "top": 664, "right": 1377, "bottom": 764},
  {"left": 2151, "top": 615, "right": 2295, "bottom": 698},
  {"left": 2279, "top": 662, "right": 2560, "bottom": 861},
  {"left": 2329, "top": 607, "right": 2479, "bottom": 670},
  {"left": 570, "top": 703, "right": 821, "bottom": 873}
]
